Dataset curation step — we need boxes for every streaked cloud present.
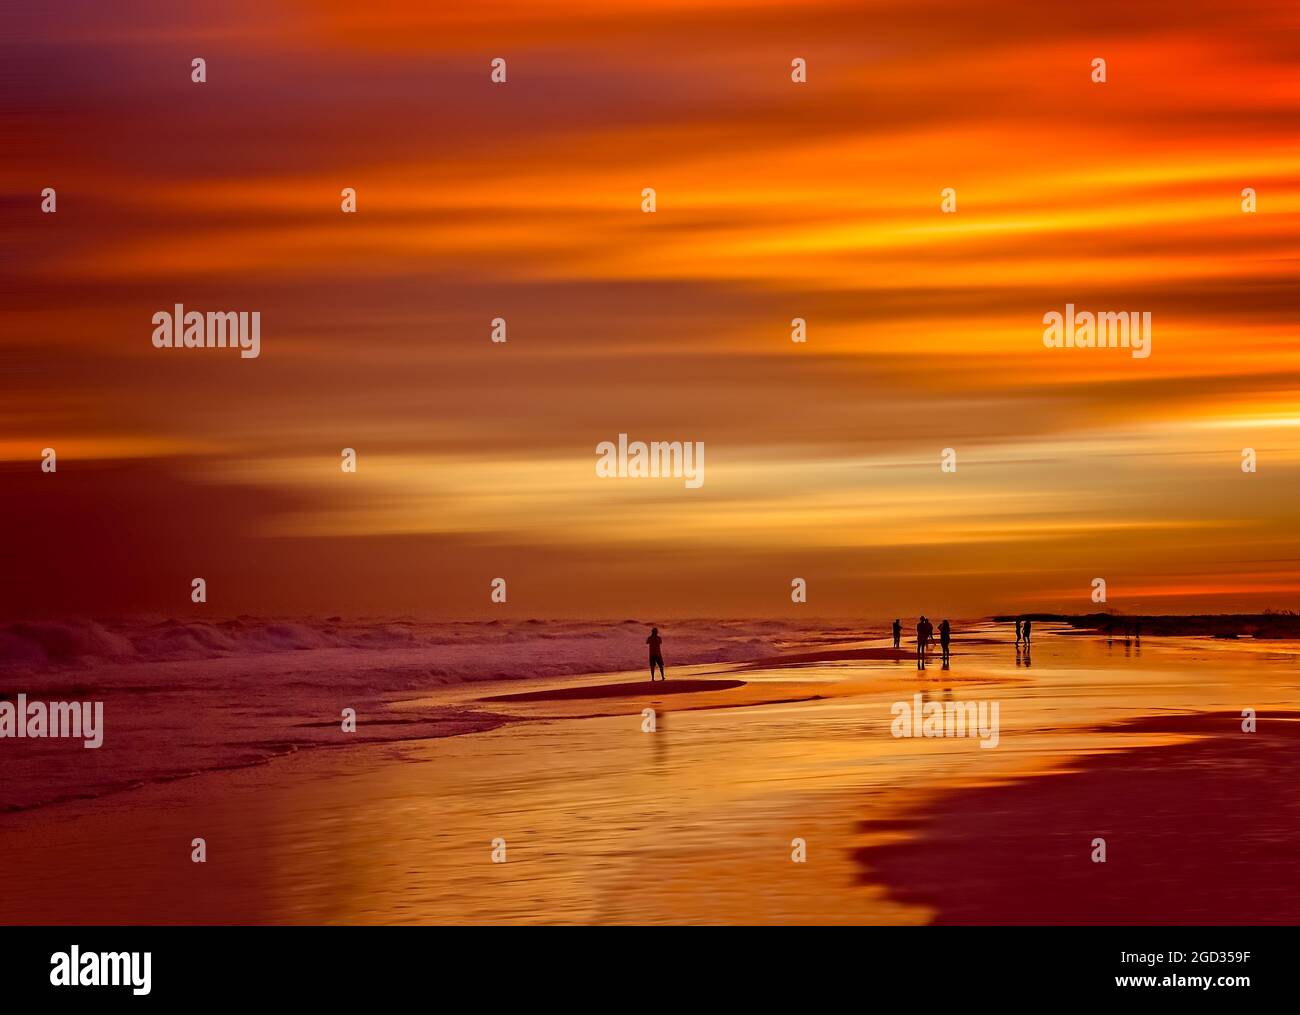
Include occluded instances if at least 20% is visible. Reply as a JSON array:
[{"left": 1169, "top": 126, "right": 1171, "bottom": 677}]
[{"left": 3, "top": 0, "right": 1298, "bottom": 616}]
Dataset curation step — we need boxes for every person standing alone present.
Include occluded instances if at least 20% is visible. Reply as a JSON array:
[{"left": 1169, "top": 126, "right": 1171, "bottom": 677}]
[{"left": 647, "top": 627, "right": 666, "bottom": 681}]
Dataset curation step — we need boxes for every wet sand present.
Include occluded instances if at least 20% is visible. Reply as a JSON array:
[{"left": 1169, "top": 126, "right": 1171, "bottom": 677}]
[
  {"left": 1, "top": 624, "right": 1297, "bottom": 923},
  {"left": 483, "top": 678, "right": 747, "bottom": 701},
  {"left": 858, "top": 710, "right": 1300, "bottom": 924}
]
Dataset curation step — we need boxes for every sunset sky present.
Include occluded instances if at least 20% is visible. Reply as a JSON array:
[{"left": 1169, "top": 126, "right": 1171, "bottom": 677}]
[{"left": 3, "top": 0, "right": 1299, "bottom": 619}]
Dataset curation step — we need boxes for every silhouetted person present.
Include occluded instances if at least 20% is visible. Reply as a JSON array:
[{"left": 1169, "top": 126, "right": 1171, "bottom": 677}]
[
  {"left": 1022, "top": 618, "right": 1032, "bottom": 645},
  {"left": 916, "top": 615, "right": 930, "bottom": 668},
  {"left": 892, "top": 618, "right": 902, "bottom": 649},
  {"left": 938, "top": 619, "right": 951, "bottom": 663},
  {"left": 646, "top": 627, "right": 665, "bottom": 681},
  {"left": 1015, "top": 619, "right": 1022, "bottom": 644},
  {"left": 1135, "top": 621, "right": 1141, "bottom": 643}
]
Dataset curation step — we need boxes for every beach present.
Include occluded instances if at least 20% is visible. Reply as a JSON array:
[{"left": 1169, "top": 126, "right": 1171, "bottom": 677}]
[{"left": 1, "top": 620, "right": 1297, "bottom": 924}]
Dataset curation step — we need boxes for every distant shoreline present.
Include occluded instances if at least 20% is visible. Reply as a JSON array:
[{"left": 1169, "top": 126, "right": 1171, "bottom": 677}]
[{"left": 992, "top": 612, "right": 1300, "bottom": 639}]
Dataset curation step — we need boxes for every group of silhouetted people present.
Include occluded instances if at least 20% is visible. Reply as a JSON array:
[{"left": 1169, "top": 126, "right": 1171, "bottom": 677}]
[
  {"left": 645, "top": 614, "right": 1094, "bottom": 683},
  {"left": 896, "top": 616, "right": 951, "bottom": 668},
  {"left": 646, "top": 614, "right": 1149, "bottom": 684},
  {"left": 1104, "top": 621, "right": 1141, "bottom": 646}
]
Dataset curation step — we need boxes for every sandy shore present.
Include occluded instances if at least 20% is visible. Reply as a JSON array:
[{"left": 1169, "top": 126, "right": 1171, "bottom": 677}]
[
  {"left": 858, "top": 710, "right": 1300, "bottom": 924},
  {"left": 1, "top": 624, "right": 1297, "bottom": 923}
]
